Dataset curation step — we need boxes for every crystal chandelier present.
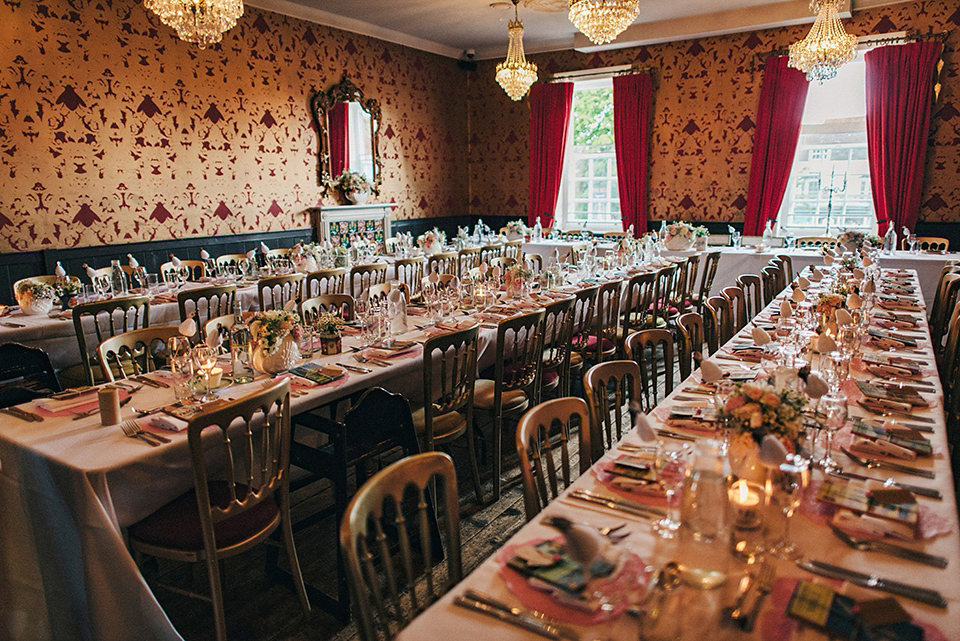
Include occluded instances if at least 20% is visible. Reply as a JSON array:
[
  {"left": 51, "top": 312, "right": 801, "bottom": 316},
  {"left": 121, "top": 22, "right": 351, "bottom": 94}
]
[
  {"left": 496, "top": 0, "right": 539, "bottom": 101},
  {"left": 788, "top": 0, "right": 858, "bottom": 83},
  {"left": 568, "top": 0, "right": 640, "bottom": 46},
  {"left": 144, "top": 0, "right": 244, "bottom": 48}
]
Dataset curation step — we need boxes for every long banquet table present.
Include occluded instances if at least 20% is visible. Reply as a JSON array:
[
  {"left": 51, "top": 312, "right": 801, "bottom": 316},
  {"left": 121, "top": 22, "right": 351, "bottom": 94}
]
[{"left": 397, "top": 267, "right": 960, "bottom": 641}]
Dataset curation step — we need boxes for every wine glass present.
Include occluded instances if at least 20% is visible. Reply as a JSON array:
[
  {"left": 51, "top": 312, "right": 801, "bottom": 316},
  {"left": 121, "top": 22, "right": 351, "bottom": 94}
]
[
  {"left": 907, "top": 233, "right": 918, "bottom": 254},
  {"left": 764, "top": 453, "right": 810, "bottom": 560},
  {"left": 817, "top": 392, "right": 847, "bottom": 473},
  {"left": 192, "top": 345, "right": 219, "bottom": 403},
  {"left": 652, "top": 441, "right": 692, "bottom": 538}
]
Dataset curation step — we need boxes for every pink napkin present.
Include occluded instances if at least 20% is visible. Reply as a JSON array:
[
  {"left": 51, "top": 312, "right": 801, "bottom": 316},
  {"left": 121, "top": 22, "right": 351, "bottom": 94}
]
[{"left": 34, "top": 390, "right": 131, "bottom": 417}]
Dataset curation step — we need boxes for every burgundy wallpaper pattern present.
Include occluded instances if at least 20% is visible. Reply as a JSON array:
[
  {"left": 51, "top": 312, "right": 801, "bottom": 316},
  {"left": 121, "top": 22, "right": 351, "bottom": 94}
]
[
  {"left": 467, "top": 0, "right": 959, "bottom": 226},
  {"left": 0, "top": 0, "right": 469, "bottom": 252}
]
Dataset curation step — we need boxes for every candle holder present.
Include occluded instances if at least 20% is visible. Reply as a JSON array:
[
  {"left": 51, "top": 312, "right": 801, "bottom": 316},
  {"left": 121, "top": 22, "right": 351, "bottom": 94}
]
[{"left": 729, "top": 479, "right": 764, "bottom": 560}]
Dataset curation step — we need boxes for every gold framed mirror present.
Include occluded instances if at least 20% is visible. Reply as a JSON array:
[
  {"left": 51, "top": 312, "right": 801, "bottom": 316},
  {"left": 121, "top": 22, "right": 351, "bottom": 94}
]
[{"left": 310, "top": 73, "right": 383, "bottom": 197}]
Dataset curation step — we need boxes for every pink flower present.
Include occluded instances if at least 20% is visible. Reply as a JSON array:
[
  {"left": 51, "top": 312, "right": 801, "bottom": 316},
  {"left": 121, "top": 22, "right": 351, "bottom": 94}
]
[
  {"left": 760, "top": 393, "right": 781, "bottom": 407},
  {"left": 744, "top": 385, "right": 764, "bottom": 401},
  {"left": 726, "top": 396, "right": 746, "bottom": 411}
]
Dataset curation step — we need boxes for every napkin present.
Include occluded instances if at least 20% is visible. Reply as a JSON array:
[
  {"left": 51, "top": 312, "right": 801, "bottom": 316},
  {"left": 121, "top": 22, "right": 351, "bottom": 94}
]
[
  {"left": 824, "top": 254, "right": 835, "bottom": 265},
  {"left": 805, "top": 373, "right": 828, "bottom": 399},
  {"left": 863, "top": 279, "right": 876, "bottom": 294},
  {"left": 817, "top": 334, "right": 837, "bottom": 353},
  {"left": 792, "top": 288, "right": 805, "bottom": 303},
  {"left": 779, "top": 300, "right": 793, "bottom": 318},
  {"left": 846, "top": 293, "right": 862, "bottom": 309},
  {"left": 752, "top": 326, "right": 772, "bottom": 346},
  {"left": 170, "top": 253, "right": 182, "bottom": 267},
  {"left": 849, "top": 436, "right": 917, "bottom": 461},
  {"left": 832, "top": 510, "right": 914, "bottom": 541},
  {"left": 140, "top": 414, "right": 189, "bottom": 433},
  {"left": 810, "top": 269, "right": 823, "bottom": 282},
  {"left": 796, "top": 277, "right": 810, "bottom": 290},
  {"left": 246, "top": 249, "right": 256, "bottom": 261},
  {"left": 261, "top": 242, "right": 270, "bottom": 254},
  {"left": 758, "top": 435, "right": 788, "bottom": 468},
  {"left": 862, "top": 254, "right": 873, "bottom": 267},
  {"left": 835, "top": 309, "right": 853, "bottom": 326},
  {"left": 179, "top": 316, "right": 197, "bottom": 337},
  {"left": 283, "top": 299, "right": 297, "bottom": 312},
  {"left": 201, "top": 248, "right": 211, "bottom": 260},
  {"left": 631, "top": 404, "right": 657, "bottom": 442},
  {"left": 55, "top": 261, "right": 66, "bottom": 278},
  {"left": 700, "top": 360, "right": 723, "bottom": 383},
  {"left": 127, "top": 253, "right": 139, "bottom": 268},
  {"left": 85, "top": 264, "right": 97, "bottom": 280},
  {"left": 205, "top": 326, "right": 222, "bottom": 348},
  {"left": 852, "top": 268, "right": 865, "bottom": 280}
]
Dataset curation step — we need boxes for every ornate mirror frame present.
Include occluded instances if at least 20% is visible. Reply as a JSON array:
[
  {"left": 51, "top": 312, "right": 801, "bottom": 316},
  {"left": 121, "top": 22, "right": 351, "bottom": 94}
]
[{"left": 310, "top": 73, "right": 383, "bottom": 196}]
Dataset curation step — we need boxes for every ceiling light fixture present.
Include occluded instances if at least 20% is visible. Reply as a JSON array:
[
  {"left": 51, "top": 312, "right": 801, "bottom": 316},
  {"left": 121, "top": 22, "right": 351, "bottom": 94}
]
[
  {"left": 568, "top": 0, "right": 639, "bottom": 46},
  {"left": 788, "top": 0, "right": 858, "bottom": 83},
  {"left": 143, "top": 0, "right": 244, "bottom": 49},
  {"left": 496, "top": 0, "right": 539, "bottom": 101}
]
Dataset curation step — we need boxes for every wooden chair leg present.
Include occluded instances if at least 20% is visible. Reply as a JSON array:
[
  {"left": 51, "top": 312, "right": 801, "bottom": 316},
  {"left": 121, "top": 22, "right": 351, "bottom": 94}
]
[
  {"left": 206, "top": 555, "right": 227, "bottom": 641},
  {"left": 466, "top": 422, "right": 484, "bottom": 505}
]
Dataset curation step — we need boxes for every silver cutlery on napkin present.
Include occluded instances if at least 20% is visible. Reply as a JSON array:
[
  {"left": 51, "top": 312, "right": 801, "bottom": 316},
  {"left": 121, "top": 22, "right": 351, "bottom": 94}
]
[
  {"left": 797, "top": 559, "right": 947, "bottom": 608},
  {"left": 336, "top": 362, "right": 372, "bottom": 374},
  {"left": 119, "top": 419, "right": 168, "bottom": 446},
  {"left": 453, "top": 594, "right": 572, "bottom": 640},
  {"left": 840, "top": 446, "right": 935, "bottom": 479},
  {"left": 828, "top": 522, "right": 947, "bottom": 568},
  {"left": 568, "top": 489, "right": 665, "bottom": 518},
  {"left": 829, "top": 470, "right": 941, "bottom": 500},
  {"left": 0, "top": 406, "right": 43, "bottom": 422},
  {"left": 462, "top": 589, "right": 579, "bottom": 640}
]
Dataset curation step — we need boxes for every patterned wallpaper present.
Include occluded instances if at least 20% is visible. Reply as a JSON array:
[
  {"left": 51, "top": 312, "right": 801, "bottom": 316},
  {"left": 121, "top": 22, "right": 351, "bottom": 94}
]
[
  {"left": 468, "top": 0, "right": 960, "bottom": 226},
  {"left": 0, "top": 0, "right": 469, "bottom": 252}
]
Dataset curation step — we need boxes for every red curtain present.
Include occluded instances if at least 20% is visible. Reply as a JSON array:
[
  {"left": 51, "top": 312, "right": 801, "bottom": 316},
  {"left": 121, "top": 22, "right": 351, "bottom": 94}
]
[
  {"left": 743, "top": 57, "right": 809, "bottom": 236},
  {"left": 865, "top": 42, "right": 942, "bottom": 235},
  {"left": 529, "top": 82, "right": 573, "bottom": 228},
  {"left": 613, "top": 73, "right": 653, "bottom": 236},
  {"left": 328, "top": 102, "right": 349, "bottom": 178}
]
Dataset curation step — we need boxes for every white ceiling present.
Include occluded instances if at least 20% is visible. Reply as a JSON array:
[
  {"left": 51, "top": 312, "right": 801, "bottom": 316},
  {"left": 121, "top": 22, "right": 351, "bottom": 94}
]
[{"left": 247, "top": 0, "right": 901, "bottom": 60}]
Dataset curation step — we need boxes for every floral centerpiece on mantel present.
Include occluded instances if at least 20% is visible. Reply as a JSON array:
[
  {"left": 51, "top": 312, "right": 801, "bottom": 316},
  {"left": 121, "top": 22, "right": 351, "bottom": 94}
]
[
  {"left": 503, "top": 220, "right": 529, "bottom": 241},
  {"left": 837, "top": 230, "right": 882, "bottom": 251},
  {"left": 249, "top": 309, "right": 304, "bottom": 374},
  {"left": 335, "top": 170, "right": 371, "bottom": 205},
  {"left": 662, "top": 222, "right": 696, "bottom": 250},
  {"left": 417, "top": 228, "right": 446, "bottom": 255},
  {"left": 15, "top": 279, "right": 56, "bottom": 316}
]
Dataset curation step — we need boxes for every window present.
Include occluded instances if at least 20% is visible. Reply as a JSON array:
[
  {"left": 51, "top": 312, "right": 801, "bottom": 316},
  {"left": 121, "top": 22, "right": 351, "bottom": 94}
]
[
  {"left": 777, "top": 55, "right": 876, "bottom": 238},
  {"left": 554, "top": 78, "right": 621, "bottom": 231}
]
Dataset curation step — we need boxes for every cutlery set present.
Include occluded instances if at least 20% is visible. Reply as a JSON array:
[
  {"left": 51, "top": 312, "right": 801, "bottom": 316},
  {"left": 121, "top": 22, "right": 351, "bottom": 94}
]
[
  {"left": 567, "top": 489, "right": 665, "bottom": 519},
  {"left": 0, "top": 406, "right": 43, "bottom": 422},
  {"left": 455, "top": 589, "right": 578, "bottom": 640},
  {"left": 797, "top": 559, "right": 947, "bottom": 608},
  {"left": 724, "top": 562, "right": 774, "bottom": 632},
  {"left": 119, "top": 419, "right": 170, "bottom": 446},
  {"left": 827, "top": 522, "right": 947, "bottom": 567}
]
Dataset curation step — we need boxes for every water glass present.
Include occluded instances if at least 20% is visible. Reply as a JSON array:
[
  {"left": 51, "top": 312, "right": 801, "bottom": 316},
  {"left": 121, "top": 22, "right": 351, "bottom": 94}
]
[
  {"left": 192, "top": 345, "right": 219, "bottom": 402},
  {"left": 817, "top": 392, "right": 847, "bottom": 473},
  {"left": 171, "top": 355, "right": 195, "bottom": 403},
  {"left": 146, "top": 273, "right": 159, "bottom": 296},
  {"left": 652, "top": 441, "right": 692, "bottom": 538},
  {"left": 907, "top": 233, "right": 918, "bottom": 254},
  {"left": 764, "top": 454, "right": 810, "bottom": 560}
]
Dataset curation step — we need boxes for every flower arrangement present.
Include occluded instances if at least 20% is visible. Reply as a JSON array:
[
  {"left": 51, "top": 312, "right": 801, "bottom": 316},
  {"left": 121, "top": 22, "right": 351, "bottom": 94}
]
[
  {"left": 816, "top": 292, "right": 845, "bottom": 316},
  {"left": 504, "top": 220, "right": 528, "bottom": 237},
  {"left": 315, "top": 312, "right": 345, "bottom": 336},
  {"left": 15, "top": 279, "right": 55, "bottom": 304},
  {"left": 693, "top": 225, "right": 709, "bottom": 237},
  {"left": 505, "top": 262, "right": 532, "bottom": 282},
  {"left": 55, "top": 279, "right": 82, "bottom": 298},
  {"left": 335, "top": 170, "right": 370, "bottom": 194},
  {"left": 837, "top": 230, "right": 882, "bottom": 249},
  {"left": 249, "top": 310, "right": 303, "bottom": 354},
  {"left": 721, "top": 382, "right": 807, "bottom": 447},
  {"left": 838, "top": 253, "right": 861, "bottom": 272},
  {"left": 663, "top": 222, "right": 695, "bottom": 244},
  {"left": 417, "top": 228, "right": 446, "bottom": 249}
]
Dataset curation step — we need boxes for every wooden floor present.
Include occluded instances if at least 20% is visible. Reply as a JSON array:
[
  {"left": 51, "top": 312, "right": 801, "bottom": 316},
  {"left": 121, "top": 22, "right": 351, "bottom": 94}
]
[{"left": 145, "top": 420, "right": 587, "bottom": 641}]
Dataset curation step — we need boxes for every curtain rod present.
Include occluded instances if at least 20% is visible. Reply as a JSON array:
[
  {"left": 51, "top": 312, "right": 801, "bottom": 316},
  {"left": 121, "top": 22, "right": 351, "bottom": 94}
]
[
  {"left": 756, "top": 30, "right": 950, "bottom": 61},
  {"left": 547, "top": 64, "right": 654, "bottom": 83}
]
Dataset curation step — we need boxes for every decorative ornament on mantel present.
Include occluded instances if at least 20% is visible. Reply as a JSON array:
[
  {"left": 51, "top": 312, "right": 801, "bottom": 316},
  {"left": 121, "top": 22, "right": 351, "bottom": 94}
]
[
  {"left": 143, "top": 0, "right": 244, "bottom": 48},
  {"left": 788, "top": 0, "right": 858, "bottom": 83},
  {"left": 496, "top": 0, "right": 538, "bottom": 101},
  {"left": 568, "top": 0, "right": 640, "bottom": 46}
]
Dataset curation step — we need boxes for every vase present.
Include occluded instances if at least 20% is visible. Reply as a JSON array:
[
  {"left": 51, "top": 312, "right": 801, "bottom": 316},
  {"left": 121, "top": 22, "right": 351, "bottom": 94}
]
[
  {"left": 728, "top": 435, "right": 765, "bottom": 484},
  {"left": 252, "top": 334, "right": 300, "bottom": 375},
  {"left": 665, "top": 236, "right": 693, "bottom": 251},
  {"left": 505, "top": 230, "right": 523, "bottom": 241},
  {"left": 421, "top": 242, "right": 439, "bottom": 256},
  {"left": 694, "top": 236, "right": 708, "bottom": 251},
  {"left": 19, "top": 297, "right": 54, "bottom": 316},
  {"left": 346, "top": 190, "right": 369, "bottom": 205},
  {"left": 59, "top": 294, "right": 77, "bottom": 311},
  {"left": 319, "top": 332, "right": 342, "bottom": 355}
]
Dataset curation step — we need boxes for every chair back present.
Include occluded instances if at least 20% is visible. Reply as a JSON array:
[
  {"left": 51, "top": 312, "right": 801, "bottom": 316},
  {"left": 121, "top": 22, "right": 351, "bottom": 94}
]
[
  {"left": 215, "top": 254, "right": 250, "bottom": 271},
  {"left": 594, "top": 280, "right": 622, "bottom": 362},
  {"left": 677, "top": 312, "right": 706, "bottom": 378},
  {"left": 903, "top": 236, "right": 949, "bottom": 252},
  {"left": 177, "top": 285, "right": 236, "bottom": 339},
  {"left": 524, "top": 253, "right": 543, "bottom": 272},
  {"left": 490, "top": 256, "right": 516, "bottom": 270},
  {"left": 479, "top": 245, "right": 503, "bottom": 263},
  {"left": 305, "top": 268, "right": 346, "bottom": 297},
  {"left": 0, "top": 342, "right": 62, "bottom": 408},
  {"left": 161, "top": 260, "right": 205, "bottom": 283},
  {"left": 300, "top": 294, "right": 354, "bottom": 324},
  {"left": 266, "top": 248, "right": 293, "bottom": 259},
  {"left": 768, "top": 257, "right": 788, "bottom": 292},
  {"left": 394, "top": 257, "right": 425, "bottom": 298},
  {"left": 775, "top": 254, "right": 794, "bottom": 283},
  {"left": 583, "top": 361, "right": 641, "bottom": 462},
  {"left": 721, "top": 286, "right": 748, "bottom": 333},
  {"left": 682, "top": 252, "right": 702, "bottom": 310},
  {"left": 931, "top": 274, "right": 960, "bottom": 349},
  {"left": 760, "top": 265, "right": 781, "bottom": 305},
  {"left": 421, "top": 273, "right": 457, "bottom": 293},
  {"left": 939, "top": 301, "right": 960, "bottom": 399},
  {"left": 603, "top": 231, "right": 627, "bottom": 240},
  {"left": 348, "top": 264, "right": 388, "bottom": 299},
  {"left": 705, "top": 295, "right": 733, "bottom": 346},
  {"left": 368, "top": 282, "right": 410, "bottom": 307},
  {"left": 494, "top": 310, "right": 546, "bottom": 401},
  {"left": 668, "top": 257, "right": 690, "bottom": 314},
  {"left": 456, "top": 248, "right": 480, "bottom": 280},
  {"left": 541, "top": 297, "right": 575, "bottom": 398},
  {"left": 98, "top": 326, "right": 181, "bottom": 382},
  {"left": 516, "top": 398, "right": 591, "bottom": 521},
  {"left": 341, "top": 452, "right": 461, "bottom": 641},
  {"left": 421, "top": 326, "right": 479, "bottom": 448},
  {"left": 503, "top": 240, "right": 523, "bottom": 261},
  {"left": 736, "top": 274, "right": 763, "bottom": 321},
  {"left": 204, "top": 314, "right": 235, "bottom": 348},
  {"left": 72, "top": 296, "right": 150, "bottom": 385},
  {"left": 569, "top": 285, "right": 599, "bottom": 370},
  {"left": 426, "top": 252, "right": 458, "bottom": 278},
  {"left": 695, "top": 251, "right": 721, "bottom": 313},
  {"left": 626, "top": 329, "right": 676, "bottom": 411},
  {"left": 796, "top": 237, "right": 838, "bottom": 249},
  {"left": 258, "top": 274, "right": 304, "bottom": 311},
  {"left": 621, "top": 272, "right": 656, "bottom": 340}
]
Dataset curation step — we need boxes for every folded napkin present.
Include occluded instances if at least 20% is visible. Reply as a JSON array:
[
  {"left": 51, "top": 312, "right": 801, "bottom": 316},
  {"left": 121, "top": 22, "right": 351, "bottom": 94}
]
[
  {"left": 633, "top": 407, "right": 657, "bottom": 442},
  {"left": 804, "top": 373, "right": 828, "bottom": 399},
  {"left": 752, "top": 326, "right": 772, "bottom": 346},
  {"left": 849, "top": 436, "right": 917, "bottom": 461},
  {"left": 700, "top": 360, "right": 723, "bottom": 383},
  {"left": 817, "top": 334, "right": 837, "bottom": 353},
  {"left": 832, "top": 510, "right": 914, "bottom": 541},
  {"left": 792, "top": 288, "right": 805, "bottom": 303},
  {"left": 846, "top": 293, "right": 862, "bottom": 309},
  {"left": 779, "top": 300, "right": 793, "bottom": 318},
  {"left": 796, "top": 277, "right": 810, "bottom": 290},
  {"left": 810, "top": 269, "right": 823, "bottom": 282},
  {"left": 139, "top": 414, "right": 189, "bottom": 433},
  {"left": 835, "top": 309, "right": 853, "bottom": 326}
]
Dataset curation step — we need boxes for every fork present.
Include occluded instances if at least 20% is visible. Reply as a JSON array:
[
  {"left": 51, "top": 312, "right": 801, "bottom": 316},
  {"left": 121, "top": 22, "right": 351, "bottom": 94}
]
[
  {"left": 119, "top": 419, "right": 168, "bottom": 446},
  {"left": 828, "top": 522, "right": 948, "bottom": 567},
  {"left": 353, "top": 354, "right": 389, "bottom": 367},
  {"left": 741, "top": 563, "right": 775, "bottom": 632},
  {"left": 840, "top": 446, "right": 935, "bottom": 479}
]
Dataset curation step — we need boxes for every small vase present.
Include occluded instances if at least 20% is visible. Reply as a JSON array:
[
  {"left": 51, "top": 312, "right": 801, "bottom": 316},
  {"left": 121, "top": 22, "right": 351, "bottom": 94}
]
[
  {"left": 59, "top": 294, "right": 77, "bottom": 311},
  {"left": 19, "top": 297, "right": 55, "bottom": 316},
  {"left": 347, "top": 190, "right": 369, "bottom": 205},
  {"left": 665, "top": 236, "right": 694, "bottom": 251},
  {"left": 728, "top": 435, "right": 765, "bottom": 484},
  {"left": 252, "top": 334, "right": 300, "bottom": 375},
  {"left": 694, "top": 236, "right": 708, "bottom": 251},
  {"left": 319, "top": 332, "right": 342, "bottom": 355}
]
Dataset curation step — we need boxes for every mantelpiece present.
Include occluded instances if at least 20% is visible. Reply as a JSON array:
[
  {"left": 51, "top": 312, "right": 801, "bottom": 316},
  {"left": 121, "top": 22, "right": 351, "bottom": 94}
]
[{"left": 311, "top": 203, "right": 396, "bottom": 250}]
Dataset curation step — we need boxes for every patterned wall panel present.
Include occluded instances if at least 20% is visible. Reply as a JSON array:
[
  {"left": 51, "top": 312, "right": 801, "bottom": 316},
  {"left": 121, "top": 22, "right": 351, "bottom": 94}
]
[
  {"left": 0, "top": 1, "right": 469, "bottom": 253},
  {"left": 468, "top": 0, "right": 959, "bottom": 226}
]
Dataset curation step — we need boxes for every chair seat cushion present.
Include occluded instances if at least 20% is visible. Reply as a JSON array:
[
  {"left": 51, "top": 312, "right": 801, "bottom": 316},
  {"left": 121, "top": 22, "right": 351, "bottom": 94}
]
[
  {"left": 473, "top": 379, "right": 528, "bottom": 413},
  {"left": 572, "top": 335, "right": 615, "bottom": 352},
  {"left": 540, "top": 368, "right": 560, "bottom": 388},
  {"left": 128, "top": 481, "right": 279, "bottom": 551},
  {"left": 411, "top": 407, "right": 467, "bottom": 442}
]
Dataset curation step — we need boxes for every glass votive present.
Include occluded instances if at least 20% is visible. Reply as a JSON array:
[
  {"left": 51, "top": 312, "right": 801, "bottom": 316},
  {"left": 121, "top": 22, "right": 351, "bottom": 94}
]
[{"left": 171, "top": 355, "right": 195, "bottom": 403}]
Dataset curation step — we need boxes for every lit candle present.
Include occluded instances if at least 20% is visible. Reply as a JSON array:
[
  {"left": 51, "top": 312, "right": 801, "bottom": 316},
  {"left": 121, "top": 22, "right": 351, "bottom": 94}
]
[
  {"left": 207, "top": 366, "right": 223, "bottom": 389},
  {"left": 729, "top": 480, "right": 762, "bottom": 529}
]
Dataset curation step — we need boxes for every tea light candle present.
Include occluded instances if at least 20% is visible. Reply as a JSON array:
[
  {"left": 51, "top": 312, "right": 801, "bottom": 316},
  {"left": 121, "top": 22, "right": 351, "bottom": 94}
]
[
  {"left": 729, "top": 480, "right": 762, "bottom": 529},
  {"left": 207, "top": 367, "right": 223, "bottom": 389}
]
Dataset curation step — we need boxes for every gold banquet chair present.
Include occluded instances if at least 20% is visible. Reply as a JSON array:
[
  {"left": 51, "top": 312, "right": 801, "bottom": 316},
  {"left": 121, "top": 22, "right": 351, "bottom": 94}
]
[
  {"left": 583, "top": 360, "right": 643, "bottom": 463},
  {"left": 128, "top": 380, "right": 310, "bottom": 641},
  {"left": 341, "top": 451, "right": 461, "bottom": 641},
  {"left": 71, "top": 295, "right": 150, "bottom": 386},
  {"left": 97, "top": 325, "right": 181, "bottom": 382}
]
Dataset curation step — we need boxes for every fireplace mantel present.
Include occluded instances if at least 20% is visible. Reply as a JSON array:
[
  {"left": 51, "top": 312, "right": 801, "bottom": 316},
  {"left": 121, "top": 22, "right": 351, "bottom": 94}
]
[{"left": 311, "top": 203, "right": 396, "bottom": 249}]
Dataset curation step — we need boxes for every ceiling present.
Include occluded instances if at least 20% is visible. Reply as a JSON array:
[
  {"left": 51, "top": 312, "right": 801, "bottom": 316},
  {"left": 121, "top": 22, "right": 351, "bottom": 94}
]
[{"left": 247, "top": 0, "right": 899, "bottom": 60}]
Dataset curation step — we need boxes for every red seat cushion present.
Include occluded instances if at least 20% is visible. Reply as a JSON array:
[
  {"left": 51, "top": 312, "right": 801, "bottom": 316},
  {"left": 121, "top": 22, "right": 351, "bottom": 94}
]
[
  {"left": 128, "top": 481, "right": 279, "bottom": 551},
  {"left": 541, "top": 368, "right": 560, "bottom": 387},
  {"left": 573, "top": 335, "right": 615, "bottom": 352}
]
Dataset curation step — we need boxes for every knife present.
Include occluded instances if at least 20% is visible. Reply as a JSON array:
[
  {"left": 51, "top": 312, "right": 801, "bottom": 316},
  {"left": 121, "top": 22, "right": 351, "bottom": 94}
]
[
  {"left": 796, "top": 560, "right": 947, "bottom": 608},
  {"left": 840, "top": 447, "right": 936, "bottom": 479},
  {"left": 336, "top": 362, "right": 372, "bottom": 374},
  {"left": 829, "top": 471, "right": 941, "bottom": 500},
  {"left": 854, "top": 402, "right": 936, "bottom": 425},
  {"left": 569, "top": 490, "right": 665, "bottom": 518},
  {"left": 454, "top": 596, "right": 564, "bottom": 639},
  {"left": 828, "top": 523, "right": 948, "bottom": 568},
  {"left": 0, "top": 407, "right": 41, "bottom": 422},
  {"left": 463, "top": 590, "right": 579, "bottom": 641},
  {"left": 656, "top": 429, "right": 697, "bottom": 442}
]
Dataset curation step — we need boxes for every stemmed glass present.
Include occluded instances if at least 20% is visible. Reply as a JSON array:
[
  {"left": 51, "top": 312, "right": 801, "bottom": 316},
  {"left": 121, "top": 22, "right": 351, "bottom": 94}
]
[
  {"left": 907, "top": 233, "right": 918, "bottom": 254},
  {"left": 652, "top": 441, "right": 692, "bottom": 538},
  {"left": 764, "top": 454, "right": 810, "bottom": 560},
  {"left": 176, "top": 265, "right": 189, "bottom": 291},
  {"left": 192, "top": 345, "right": 219, "bottom": 403},
  {"left": 817, "top": 392, "right": 847, "bottom": 473}
]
